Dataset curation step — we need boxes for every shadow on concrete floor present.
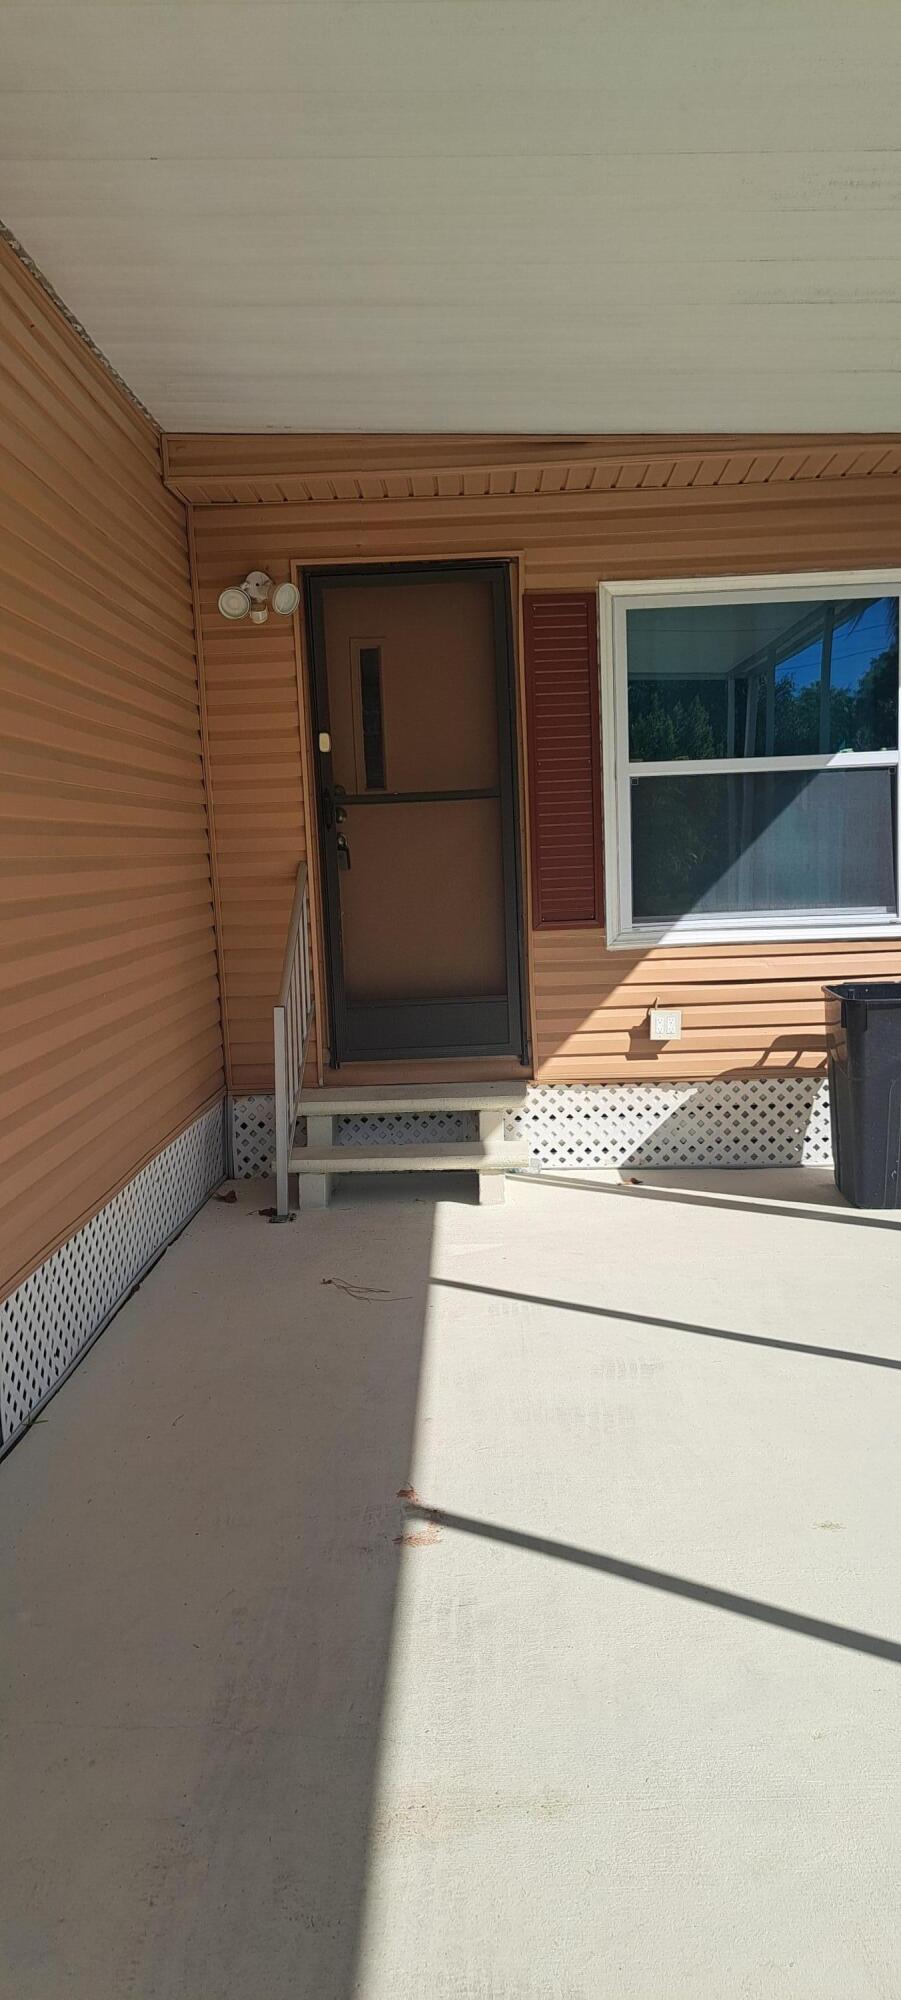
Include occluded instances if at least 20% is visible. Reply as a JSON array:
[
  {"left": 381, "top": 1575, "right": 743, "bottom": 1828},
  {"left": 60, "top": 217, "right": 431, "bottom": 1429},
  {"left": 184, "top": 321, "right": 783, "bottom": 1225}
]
[
  {"left": 432, "top": 1275, "right": 901, "bottom": 1372},
  {"left": 512, "top": 1165, "right": 901, "bottom": 1229},
  {"left": 4, "top": 1169, "right": 901, "bottom": 1998},
  {"left": 0, "top": 1180, "right": 437, "bottom": 2000},
  {"left": 403, "top": 1505, "right": 901, "bottom": 1664}
]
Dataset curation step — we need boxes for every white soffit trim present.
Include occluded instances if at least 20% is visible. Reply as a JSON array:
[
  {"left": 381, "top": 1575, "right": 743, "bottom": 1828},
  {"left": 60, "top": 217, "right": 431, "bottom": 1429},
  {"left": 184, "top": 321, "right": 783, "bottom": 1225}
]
[{"left": 2, "top": 2, "right": 901, "bottom": 429}]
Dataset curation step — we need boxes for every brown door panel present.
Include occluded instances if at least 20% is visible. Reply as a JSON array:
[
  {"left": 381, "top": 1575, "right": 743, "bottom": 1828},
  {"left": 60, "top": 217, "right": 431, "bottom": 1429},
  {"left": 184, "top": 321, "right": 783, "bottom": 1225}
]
[{"left": 305, "top": 562, "right": 526, "bottom": 1065}]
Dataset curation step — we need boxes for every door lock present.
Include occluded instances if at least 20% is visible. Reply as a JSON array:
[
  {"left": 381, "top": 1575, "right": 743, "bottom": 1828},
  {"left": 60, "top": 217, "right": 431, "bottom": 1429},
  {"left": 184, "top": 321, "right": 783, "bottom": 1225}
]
[{"left": 337, "top": 834, "right": 352, "bottom": 872}]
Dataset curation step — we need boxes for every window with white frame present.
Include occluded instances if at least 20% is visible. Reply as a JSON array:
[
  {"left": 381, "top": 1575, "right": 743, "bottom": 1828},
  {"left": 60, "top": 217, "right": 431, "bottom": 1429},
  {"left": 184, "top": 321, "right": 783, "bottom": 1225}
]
[{"left": 599, "top": 573, "right": 901, "bottom": 948}]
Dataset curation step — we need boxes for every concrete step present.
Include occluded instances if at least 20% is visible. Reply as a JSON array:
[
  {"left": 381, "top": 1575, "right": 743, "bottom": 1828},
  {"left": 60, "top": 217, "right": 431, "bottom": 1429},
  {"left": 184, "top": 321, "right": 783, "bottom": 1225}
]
[
  {"left": 289, "top": 1140, "right": 528, "bottom": 1174},
  {"left": 299, "top": 1081, "right": 527, "bottom": 1116}
]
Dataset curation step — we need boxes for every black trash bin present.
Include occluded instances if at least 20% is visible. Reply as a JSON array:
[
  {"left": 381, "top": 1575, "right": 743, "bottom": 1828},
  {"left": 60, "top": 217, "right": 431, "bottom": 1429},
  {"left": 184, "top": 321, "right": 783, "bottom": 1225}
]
[{"left": 824, "top": 982, "right": 901, "bottom": 1208}]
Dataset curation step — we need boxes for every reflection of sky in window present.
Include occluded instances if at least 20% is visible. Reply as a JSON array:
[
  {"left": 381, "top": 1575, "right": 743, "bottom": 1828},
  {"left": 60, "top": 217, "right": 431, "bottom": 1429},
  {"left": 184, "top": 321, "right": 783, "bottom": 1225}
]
[
  {"left": 778, "top": 599, "right": 895, "bottom": 695},
  {"left": 777, "top": 635, "right": 819, "bottom": 690}
]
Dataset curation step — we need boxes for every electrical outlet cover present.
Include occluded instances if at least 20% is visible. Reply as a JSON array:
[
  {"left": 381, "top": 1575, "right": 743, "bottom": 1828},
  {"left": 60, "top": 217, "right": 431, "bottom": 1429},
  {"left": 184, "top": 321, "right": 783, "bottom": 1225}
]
[{"left": 649, "top": 1007, "right": 683, "bottom": 1042}]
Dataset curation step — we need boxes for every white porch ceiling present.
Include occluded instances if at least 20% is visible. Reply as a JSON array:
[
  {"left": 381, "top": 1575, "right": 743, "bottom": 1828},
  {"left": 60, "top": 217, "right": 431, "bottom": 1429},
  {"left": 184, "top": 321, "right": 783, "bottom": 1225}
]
[{"left": 2, "top": 2, "right": 901, "bottom": 434}]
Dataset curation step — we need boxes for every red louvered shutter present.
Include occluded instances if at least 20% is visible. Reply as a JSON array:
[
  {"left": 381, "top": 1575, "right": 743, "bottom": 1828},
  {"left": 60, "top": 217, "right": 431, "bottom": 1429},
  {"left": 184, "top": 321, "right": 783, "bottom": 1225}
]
[{"left": 523, "top": 591, "right": 604, "bottom": 929}]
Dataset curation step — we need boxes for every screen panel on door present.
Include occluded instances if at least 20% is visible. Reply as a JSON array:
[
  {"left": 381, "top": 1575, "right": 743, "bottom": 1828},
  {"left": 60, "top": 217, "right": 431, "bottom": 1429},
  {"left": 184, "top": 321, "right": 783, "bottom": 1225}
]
[{"left": 309, "top": 567, "right": 525, "bottom": 1062}]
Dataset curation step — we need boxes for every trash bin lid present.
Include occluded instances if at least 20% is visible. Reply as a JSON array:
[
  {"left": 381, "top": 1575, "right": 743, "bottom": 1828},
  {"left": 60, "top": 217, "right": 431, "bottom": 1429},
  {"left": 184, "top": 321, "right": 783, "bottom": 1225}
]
[{"left": 824, "top": 981, "right": 901, "bottom": 1005}]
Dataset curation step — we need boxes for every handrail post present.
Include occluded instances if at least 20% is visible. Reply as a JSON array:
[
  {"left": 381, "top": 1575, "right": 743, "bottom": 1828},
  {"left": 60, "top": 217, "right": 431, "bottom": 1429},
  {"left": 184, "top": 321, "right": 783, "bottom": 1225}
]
[
  {"left": 271, "top": 862, "right": 313, "bottom": 1223},
  {"left": 273, "top": 1003, "right": 291, "bottom": 1220}
]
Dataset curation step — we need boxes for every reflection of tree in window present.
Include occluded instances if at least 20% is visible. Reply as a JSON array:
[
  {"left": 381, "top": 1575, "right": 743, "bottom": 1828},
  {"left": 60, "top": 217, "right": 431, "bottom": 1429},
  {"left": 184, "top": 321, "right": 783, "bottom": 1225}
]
[
  {"left": 631, "top": 773, "right": 724, "bottom": 913},
  {"left": 629, "top": 671, "right": 754, "bottom": 760},
  {"left": 768, "top": 650, "right": 896, "bottom": 754},
  {"left": 628, "top": 598, "right": 898, "bottom": 762},
  {"left": 629, "top": 689, "right": 718, "bottom": 761}
]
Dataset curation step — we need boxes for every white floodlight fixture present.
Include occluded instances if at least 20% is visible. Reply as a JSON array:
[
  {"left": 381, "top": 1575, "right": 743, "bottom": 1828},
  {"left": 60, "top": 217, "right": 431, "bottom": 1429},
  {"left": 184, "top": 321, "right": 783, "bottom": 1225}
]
[
  {"left": 271, "top": 579, "right": 301, "bottom": 617},
  {"left": 217, "top": 584, "right": 251, "bottom": 620},
  {"left": 217, "top": 571, "right": 300, "bottom": 622}
]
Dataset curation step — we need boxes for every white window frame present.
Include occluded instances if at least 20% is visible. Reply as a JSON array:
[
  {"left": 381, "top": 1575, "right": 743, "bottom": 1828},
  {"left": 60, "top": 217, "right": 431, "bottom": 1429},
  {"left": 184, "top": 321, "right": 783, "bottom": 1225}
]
[{"left": 598, "top": 569, "right": 901, "bottom": 950}]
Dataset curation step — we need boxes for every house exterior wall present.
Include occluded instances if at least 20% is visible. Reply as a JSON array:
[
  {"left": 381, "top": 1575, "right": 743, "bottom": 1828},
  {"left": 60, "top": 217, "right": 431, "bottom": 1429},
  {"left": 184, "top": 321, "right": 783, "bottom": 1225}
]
[
  {"left": 0, "top": 239, "right": 224, "bottom": 1302},
  {"left": 189, "top": 512, "right": 319, "bottom": 1096},
  {"left": 178, "top": 433, "right": 901, "bottom": 1093}
]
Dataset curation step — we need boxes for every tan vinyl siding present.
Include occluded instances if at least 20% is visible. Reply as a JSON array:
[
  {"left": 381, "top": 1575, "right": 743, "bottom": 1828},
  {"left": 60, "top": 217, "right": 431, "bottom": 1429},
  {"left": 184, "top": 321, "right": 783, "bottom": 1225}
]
[
  {"left": 530, "top": 933, "right": 901, "bottom": 1080},
  {"left": 182, "top": 432, "right": 901, "bottom": 1091},
  {"left": 194, "top": 562, "right": 317, "bottom": 1095},
  {"left": 0, "top": 241, "right": 224, "bottom": 1300}
]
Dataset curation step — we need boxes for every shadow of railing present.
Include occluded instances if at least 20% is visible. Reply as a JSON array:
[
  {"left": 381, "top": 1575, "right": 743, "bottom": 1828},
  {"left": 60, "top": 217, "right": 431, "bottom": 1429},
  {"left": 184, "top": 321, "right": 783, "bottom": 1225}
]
[
  {"left": 403, "top": 1506, "right": 901, "bottom": 1666},
  {"left": 432, "top": 1275, "right": 901, "bottom": 1371}
]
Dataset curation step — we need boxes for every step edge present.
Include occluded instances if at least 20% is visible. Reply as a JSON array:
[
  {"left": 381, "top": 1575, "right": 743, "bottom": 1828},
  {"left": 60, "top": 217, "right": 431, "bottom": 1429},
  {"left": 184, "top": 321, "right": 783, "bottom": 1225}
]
[
  {"left": 287, "top": 1142, "right": 529, "bottom": 1172},
  {"left": 299, "top": 1085, "right": 528, "bottom": 1112}
]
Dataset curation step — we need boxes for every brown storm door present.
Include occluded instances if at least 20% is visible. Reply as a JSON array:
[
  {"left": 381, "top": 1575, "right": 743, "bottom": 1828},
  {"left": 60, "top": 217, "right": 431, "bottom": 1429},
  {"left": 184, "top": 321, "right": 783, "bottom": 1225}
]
[{"left": 305, "top": 562, "right": 527, "bottom": 1064}]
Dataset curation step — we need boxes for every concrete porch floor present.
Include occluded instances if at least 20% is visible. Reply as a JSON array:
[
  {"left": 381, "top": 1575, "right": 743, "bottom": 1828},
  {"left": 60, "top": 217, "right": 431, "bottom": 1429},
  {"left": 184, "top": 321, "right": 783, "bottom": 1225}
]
[{"left": 2, "top": 1169, "right": 900, "bottom": 1999}]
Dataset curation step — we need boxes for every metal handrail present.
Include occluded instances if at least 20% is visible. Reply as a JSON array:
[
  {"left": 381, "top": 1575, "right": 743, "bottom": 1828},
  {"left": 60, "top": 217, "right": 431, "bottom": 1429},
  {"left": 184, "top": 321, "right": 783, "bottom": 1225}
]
[{"left": 273, "top": 863, "right": 314, "bottom": 1218}]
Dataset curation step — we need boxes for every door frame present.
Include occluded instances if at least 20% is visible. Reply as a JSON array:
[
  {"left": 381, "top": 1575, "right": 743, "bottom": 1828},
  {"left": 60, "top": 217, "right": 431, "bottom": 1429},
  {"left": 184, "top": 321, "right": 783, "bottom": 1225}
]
[{"left": 301, "top": 558, "right": 529, "bottom": 1067}]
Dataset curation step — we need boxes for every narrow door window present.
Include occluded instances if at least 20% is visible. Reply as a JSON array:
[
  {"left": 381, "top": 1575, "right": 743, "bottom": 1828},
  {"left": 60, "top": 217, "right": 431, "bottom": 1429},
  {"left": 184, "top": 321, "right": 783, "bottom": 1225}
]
[{"left": 358, "top": 645, "right": 386, "bottom": 790}]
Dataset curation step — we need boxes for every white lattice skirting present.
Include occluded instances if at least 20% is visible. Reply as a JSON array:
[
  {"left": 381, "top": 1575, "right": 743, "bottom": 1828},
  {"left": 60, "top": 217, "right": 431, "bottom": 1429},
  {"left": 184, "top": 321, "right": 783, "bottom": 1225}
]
[
  {"left": 509, "top": 1079, "right": 832, "bottom": 1171},
  {"left": 231, "top": 1095, "right": 279, "bottom": 1177},
  {"left": 231, "top": 1078, "right": 832, "bottom": 1178},
  {"left": 230, "top": 1097, "right": 477, "bottom": 1175},
  {"left": 0, "top": 1102, "right": 225, "bottom": 1452}
]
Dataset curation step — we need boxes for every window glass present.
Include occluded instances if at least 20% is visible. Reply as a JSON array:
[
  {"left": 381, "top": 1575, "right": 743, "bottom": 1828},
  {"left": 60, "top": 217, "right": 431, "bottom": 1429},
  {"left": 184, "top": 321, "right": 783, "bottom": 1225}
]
[
  {"left": 630, "top": 767, "right": 896, "bottom": 920},
  {"left": 627, "top": 597, "right": 899, "bottom": 760},
  {"left": 358, "top": 645, "right": 386, "bottom": 790}
]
